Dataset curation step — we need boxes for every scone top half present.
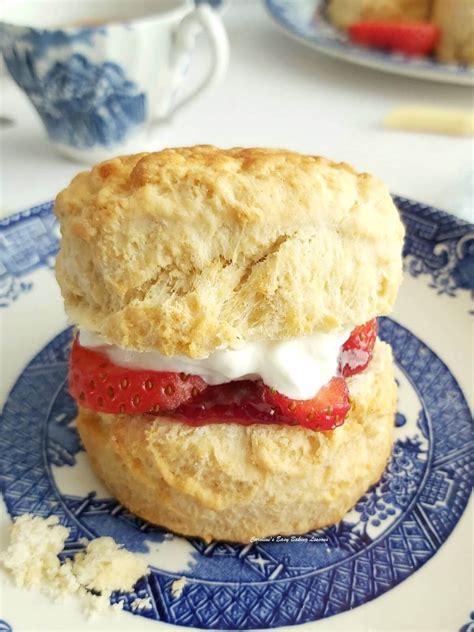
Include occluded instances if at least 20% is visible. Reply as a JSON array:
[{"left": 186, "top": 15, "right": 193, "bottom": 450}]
[{"left": 55, "top": 145, "right": 404, "bottom": 359}]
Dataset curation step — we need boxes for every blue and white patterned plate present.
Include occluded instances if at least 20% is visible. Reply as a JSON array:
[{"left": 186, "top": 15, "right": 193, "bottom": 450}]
[
  {"left": 0, "top": 198, "right": 473, "bottom": 631},
  {"left": 265, "top": 0, "right": 474, "bottom": 86}
]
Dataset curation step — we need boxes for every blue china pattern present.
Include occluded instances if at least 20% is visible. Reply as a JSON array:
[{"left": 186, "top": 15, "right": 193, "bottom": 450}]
[
  {"left": 0, "top": 278, "right": 32, "bottom": 309},
  {"left": 1, "top": 26, "right": 146, "bottom": 148},
  {"left": 0, "top": 25, "right": 99, "bottom": 57},
  {"left": 398, "top": 195, "right": 474, "bottom": 310},
  {"left": 265, "top": 0, "right": 474, "bottom": 84},
  {"left": 353, "top": 430, "right": 428, "bottom": 530},
  {"left": 0, "top": 317, "right": 472, "bottom": 628},
  {"left": 0, "top": 202, "right": 58, "bottom": 308},
  {"left": 460, "top": 612, "right": 474, "bottom": 632},
  {"left": 0, "top": 621, "right": 12, "bottom": 632}
]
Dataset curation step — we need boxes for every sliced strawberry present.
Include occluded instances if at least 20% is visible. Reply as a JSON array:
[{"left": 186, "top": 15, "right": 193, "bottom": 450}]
[
  {"left": 349, "top": 22, "right": 440, "bottom": 57},
  {"left": 262, "top": 377, "right": 350, "bottom": 431},
  {"left": 69, "top": 339, "right": 208, "bottom": 414},
  {"left": 339, "top": 318, "right": 378, "bottom": 378}
]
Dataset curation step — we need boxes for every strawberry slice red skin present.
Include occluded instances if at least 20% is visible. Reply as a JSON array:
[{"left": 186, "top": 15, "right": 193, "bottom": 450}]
[
  {"left": 69, "top": 340, "right": 208, "bottom": 414},
  {"left": 69, "top": 316, "right": 382, "bottom": 429},
  {"left": 339, "top": 318, "right": 378, "bottom": 378},
  {"left": 262, "top": 377, "right": 350, "bottom": 431},
  {"left": 349, "top": 22, "right": 440, "bottom": 57}
]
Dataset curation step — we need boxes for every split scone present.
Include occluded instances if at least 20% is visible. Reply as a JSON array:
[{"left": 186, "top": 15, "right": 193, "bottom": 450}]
[
  {"left": 431, "top": 0, "right": 474, "bottom": 65},
  {"left": 55, "top": 146, "right": 405, "bottom": 543},
  {"left": 327, "top": 0, "right": 432, "bottom": 31}
]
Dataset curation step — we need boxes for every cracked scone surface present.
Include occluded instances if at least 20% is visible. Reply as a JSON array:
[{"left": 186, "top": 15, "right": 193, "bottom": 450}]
[
  {"left": 76, "top": 341, "right": 397, "bottom": 542},
  {"left": 55, "top": 146, "right": 404, "bottom": 358}
]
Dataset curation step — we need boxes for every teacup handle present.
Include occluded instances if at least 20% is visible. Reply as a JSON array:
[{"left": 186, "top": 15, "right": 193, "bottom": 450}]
[{"left": 168, "top": 5, "right": 229, "bottom": 117}]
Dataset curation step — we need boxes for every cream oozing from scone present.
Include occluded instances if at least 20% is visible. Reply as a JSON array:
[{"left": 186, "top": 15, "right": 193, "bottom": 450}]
[{"left": 79, "top": 329, "right": 351, "bottom": 400}]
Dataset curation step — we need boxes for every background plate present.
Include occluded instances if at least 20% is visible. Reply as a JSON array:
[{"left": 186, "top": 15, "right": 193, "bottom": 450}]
[
  {"left": 265, "top": 0, "right": 474, "bottom": 86},
  {"left": 0, "top": 198, "right": 473, "bottom": 630}
]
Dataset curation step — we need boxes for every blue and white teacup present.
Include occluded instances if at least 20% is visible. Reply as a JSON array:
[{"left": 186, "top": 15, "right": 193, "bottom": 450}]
[{"left": 0, "top": 0, "right": 229, "bottom": 163}]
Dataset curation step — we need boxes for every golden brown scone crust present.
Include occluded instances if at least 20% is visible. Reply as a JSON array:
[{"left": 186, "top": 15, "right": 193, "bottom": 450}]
[
  {"left": 432, "top": 0, "right": 474, "bottom": 65},
  {"left": 327, "top": 0, "right": 432, "bottom": 30},
  {"left": 76, "top": 341, "right": 396, "bottom": 542},
  {"left": 55, "top": 146, "right": 404, "bottom": 358}
]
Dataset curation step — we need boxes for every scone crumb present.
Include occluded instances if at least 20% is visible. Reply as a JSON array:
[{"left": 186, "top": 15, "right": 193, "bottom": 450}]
[
  {"left": 0, "top": 514, "right": 149, "bottom": 617},
  {"left": 131, "top": 596, "right": 152, "bottom": 611},
  {"left": 171, "top": 576, "right": 187, "bottom": 598},
  {"left": 0, "top": 514, "right": 69, "bottom": 589},
  {"left": 72, "top": 536, "right": 148, "bottom": 594}
]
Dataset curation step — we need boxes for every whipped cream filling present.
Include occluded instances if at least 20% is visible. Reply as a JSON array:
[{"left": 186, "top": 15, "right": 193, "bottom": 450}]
[{"left": 79, "top": 329, "right": 351, "bottom": 400}]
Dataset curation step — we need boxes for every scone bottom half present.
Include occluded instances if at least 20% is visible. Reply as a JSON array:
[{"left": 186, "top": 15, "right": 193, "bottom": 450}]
[
  {"left": 76, "top": 341, "right": 397, "bottom": 542},
  {"left": 55, "top": 146, "right": 404, "bottom": 542}
]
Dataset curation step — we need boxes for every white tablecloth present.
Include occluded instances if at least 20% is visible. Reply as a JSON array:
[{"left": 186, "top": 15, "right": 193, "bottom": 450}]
[{"left": 0, "top": 0, "right": 473, "bottom": 221}]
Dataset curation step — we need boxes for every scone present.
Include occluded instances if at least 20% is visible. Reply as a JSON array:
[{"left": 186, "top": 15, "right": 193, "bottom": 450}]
[
  {"left": 55, "top": 146, "right": 405, "bottom": 543},
  {"left": 431, "top": 0, "right": 474, "bottom": 65},
  {"left": 327, "top": 0, "right": 432, "bottom": 31}
]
